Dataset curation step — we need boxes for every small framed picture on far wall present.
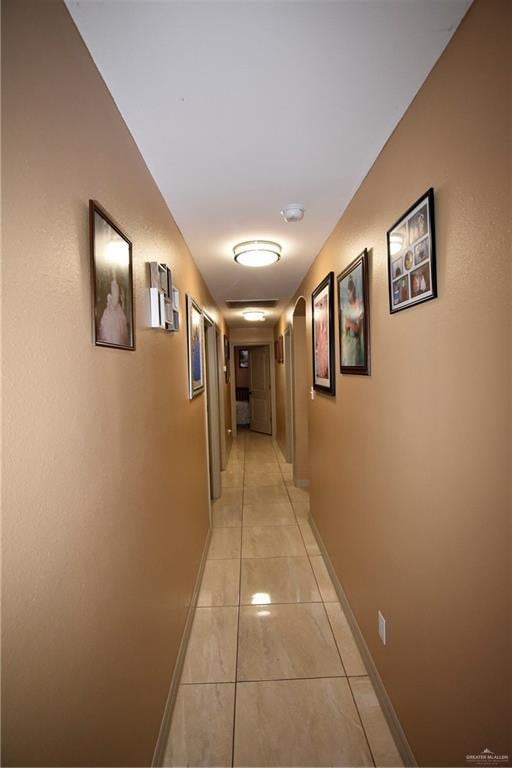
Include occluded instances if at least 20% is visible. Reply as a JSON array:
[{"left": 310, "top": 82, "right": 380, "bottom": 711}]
[{"left": 386, "top": 188, "right": 437, "bottom": 313}]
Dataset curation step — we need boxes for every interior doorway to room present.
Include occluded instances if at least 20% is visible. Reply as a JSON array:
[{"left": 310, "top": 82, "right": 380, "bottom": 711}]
[
  {"left": 291, "top": 298, "right": 310, "bottom": 487},
  {"left": 204, "top": 315, "right": 222, "bottom": 500},
  {"left": 233, "top": 344, "right": 273, "bottom": 436}
]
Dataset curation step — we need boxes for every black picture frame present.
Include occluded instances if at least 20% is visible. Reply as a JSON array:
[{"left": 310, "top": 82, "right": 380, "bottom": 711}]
[
  {"left": 239, "top": 349, "right": 249, "bottom": 369},
  {"left": 386, "top": 188, "right": 437, "bottom": 314},
  {"left": 186, "top": 295, "right": 205, "bottom": 399},
  {"left": 337, "top": 250, "right": 370, "bottom": 376},
  {"left": 89, "top": 200, "right": 135, "bottom": 350},
  {"left": 311, "top": 272, "right": 335, "bottom": 395}
]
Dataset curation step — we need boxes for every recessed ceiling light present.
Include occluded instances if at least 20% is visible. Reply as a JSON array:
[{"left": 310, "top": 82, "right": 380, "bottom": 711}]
[
  {"left": 243, "top": 310, "right": 266, "bottom": 322},
  {"left": 233, "top": 240, "right": 281, "bottom": 267}
]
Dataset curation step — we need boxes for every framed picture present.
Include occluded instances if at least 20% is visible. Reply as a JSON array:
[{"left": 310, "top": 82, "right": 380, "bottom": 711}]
[
  {"left": 311, "top": 272, "right": 335, "bottom": 395},
  {"left": 224, "top": 335, "right": 230, "bottom": 384},
  {"left": 89, "top": 200, "right": 134, "bottom": 350},
  {"left": 186, "top": 295, "right": 204, "bottom": 399},
  {"left": 239, "top": 349, "right": 249, "bottom": 368},
  {"left": 337, "top": 249, "right": 370, "bottom": 375},
  {"left": 387, "top": 188, "right": 437, "bottom": 313}
]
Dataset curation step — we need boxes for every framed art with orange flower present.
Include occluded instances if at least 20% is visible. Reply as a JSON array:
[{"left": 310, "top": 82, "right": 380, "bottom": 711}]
[
  {"left": 311, "top": 272, "right": 335, "bottom": 395},
  {"left": 387, "top": 188, "right": 437, "bottom": 313}
]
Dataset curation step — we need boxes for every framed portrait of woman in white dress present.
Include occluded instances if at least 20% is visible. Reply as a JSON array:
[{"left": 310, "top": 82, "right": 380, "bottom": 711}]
[
  {"left": 89, "top": 200, "right": 135, "bottom": 350},
  {"left": 337, "top": 250, "right": 370, "bottom": 375}
]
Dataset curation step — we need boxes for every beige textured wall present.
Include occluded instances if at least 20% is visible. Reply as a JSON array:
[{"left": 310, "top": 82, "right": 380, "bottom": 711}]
[
  {"left": 275, "top": 2, "right": 511, "bottom": 765},
  {"left": 229, "top": 325, "right": 275, "bottom": 344},
  {"left": 2, "top": 1, "right": 231, "bottom": 765}
]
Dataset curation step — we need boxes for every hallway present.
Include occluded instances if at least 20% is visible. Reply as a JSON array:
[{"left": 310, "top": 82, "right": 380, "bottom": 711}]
[
  {"left": 164, "top": 432, "right": 403, "bottom": 767},
  {"left": 3, "top": 1, "right": 511, "bottom": 765}
]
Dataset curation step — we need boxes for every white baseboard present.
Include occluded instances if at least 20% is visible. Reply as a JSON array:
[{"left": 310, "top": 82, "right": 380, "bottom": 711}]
[
  {"left": 151, "top": 527, "right": 212, "bottom": 767},
  {"left": 308, "top": 516, "right": 417, "bottom": 768}
]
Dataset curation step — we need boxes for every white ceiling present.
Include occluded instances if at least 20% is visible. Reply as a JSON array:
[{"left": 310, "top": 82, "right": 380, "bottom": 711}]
[{"left": 67, "top": 0, "right": 470, "bottom": 327}]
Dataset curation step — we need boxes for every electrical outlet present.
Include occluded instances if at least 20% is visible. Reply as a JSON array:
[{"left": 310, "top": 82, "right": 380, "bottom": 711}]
[{"left": 378, "top": 610, "right": 386, "bottom": 645}]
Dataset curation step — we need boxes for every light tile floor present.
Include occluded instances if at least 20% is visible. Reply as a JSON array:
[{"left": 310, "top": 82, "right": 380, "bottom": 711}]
[{"left": 164, "top": 431, "right": 403, "bottom": 767}]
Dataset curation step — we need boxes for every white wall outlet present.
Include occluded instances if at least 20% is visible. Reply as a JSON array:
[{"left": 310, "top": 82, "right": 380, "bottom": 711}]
[
  {"left": 378, "top": 610, "right": 386, "bottom": 645},
  {"left": 310, "top": 386, "right": 315, "bottom": 400}
]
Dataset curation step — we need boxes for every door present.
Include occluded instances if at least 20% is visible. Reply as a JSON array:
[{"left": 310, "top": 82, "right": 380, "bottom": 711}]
[{"left": 249, "top": 346, "right": 272, "bottom": 435}]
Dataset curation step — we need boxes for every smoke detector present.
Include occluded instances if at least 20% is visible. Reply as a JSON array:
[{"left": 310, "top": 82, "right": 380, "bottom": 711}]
[{"left": 281, "top": 204, "right": 305, "bottom": 223}]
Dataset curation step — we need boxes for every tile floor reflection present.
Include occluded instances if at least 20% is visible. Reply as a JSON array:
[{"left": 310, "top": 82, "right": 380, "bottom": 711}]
[{"left": 164, "top": 430, "right": 403, "bottom": 767}]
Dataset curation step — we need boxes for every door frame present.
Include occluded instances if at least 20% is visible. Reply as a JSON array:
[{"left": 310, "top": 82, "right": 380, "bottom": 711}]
[
  {"left": 284, "top": 325, "right": 294, "bottom": 462},
  {"left": 216, "top": 331, "right": 227, "bottom": 470},
  {"left": 204, "top": 313, "right": 222, "bottom": 500},
  {"left": 230, "top": 341, "right": 277, "bottom": 440}
]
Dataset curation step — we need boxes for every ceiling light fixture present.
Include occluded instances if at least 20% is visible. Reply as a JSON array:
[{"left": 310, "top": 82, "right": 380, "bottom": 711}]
[
  {"left": 243, "top": 310, "right": 266, "bottom": 322},
  {"left": 233, "top": 240, "right": 281, "bottom": 268},
  {"left": 281, "top": 204, "right": 305, "bottom": 223}
]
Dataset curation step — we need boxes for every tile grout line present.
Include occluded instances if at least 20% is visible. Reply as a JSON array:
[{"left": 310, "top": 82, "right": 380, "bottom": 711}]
[
  {"left": 180, "top": 672, "right": 372, "bottom": 687},
  {"left": 347, "top": 676, "right": 378, "bottom": 768},
  {"left": 230, "top": 432, "right": 246, "bottom": 768}
]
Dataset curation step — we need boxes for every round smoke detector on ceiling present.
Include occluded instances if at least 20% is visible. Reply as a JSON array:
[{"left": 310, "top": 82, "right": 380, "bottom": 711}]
[{"left": 281, "top": 204, "right": 305, "bottom": 223}]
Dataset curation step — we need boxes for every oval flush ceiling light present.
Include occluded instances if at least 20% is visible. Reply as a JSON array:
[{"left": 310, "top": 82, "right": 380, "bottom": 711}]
[
  {"left": 233, "top": 240, "right": 281, "bottom": 268},
  {"left": 243, "top": 310, "right": 266, "bottom": 322}
]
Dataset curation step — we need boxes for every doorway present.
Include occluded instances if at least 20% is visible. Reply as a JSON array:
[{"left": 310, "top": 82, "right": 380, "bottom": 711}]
[
  {"left": 204, "top": 315, "right": 222, "bottom": 500},
  {"left": 232, "top": 343, "right": 275, "bottom": 437},
  {"left": 291, "top": 298, "right": 310, "bottom": 487}
]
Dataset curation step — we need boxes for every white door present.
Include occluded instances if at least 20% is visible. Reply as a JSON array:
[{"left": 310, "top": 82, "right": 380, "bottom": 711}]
[{"left": 249, "top": 346, "right": 272, "bottom": 435}]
